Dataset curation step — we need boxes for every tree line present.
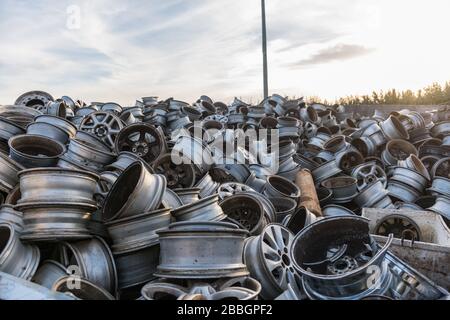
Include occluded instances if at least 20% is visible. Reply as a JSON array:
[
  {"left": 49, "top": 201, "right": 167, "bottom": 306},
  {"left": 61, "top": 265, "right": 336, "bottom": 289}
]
[{"left": 314, "top": 81, "right": 450, "bottom": 106}]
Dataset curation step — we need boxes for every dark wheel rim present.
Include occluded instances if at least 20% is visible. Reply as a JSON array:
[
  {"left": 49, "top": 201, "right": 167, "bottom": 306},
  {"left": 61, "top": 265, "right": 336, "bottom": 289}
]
[{"left": 115, "top": 124, "right": 166, "bottom": 163}]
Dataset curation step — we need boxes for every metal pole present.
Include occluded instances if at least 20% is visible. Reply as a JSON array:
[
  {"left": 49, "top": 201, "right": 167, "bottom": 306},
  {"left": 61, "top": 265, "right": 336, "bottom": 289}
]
[{"left": 261, "top": 0, "right": 268, "bottom": 99}]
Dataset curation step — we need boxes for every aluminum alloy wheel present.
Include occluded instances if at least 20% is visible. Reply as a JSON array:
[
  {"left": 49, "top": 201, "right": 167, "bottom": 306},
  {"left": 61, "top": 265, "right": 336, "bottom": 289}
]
[
  {"left": 283, "top": 206, "right": 317, "bottom": 234},
  {"left": 31, "top": 260, "right": 67, "bottom": 289},
  {"left": 26, "top": 122, "right": 69, "bottom": 144},
  {"left": 321, "top": 176, "right": 358, "bottom": 203},
  {"left": 115, "top": 123, "right": 166, "bottom": 163},
  {"left": 323, "top": 135, "right": 348, "bottom": 153},
  {"left": 0, "top": 152, "right": 24, "bottom": 193},
  {"left": 9, "top": 134, "right": 66, "bottom": 168},
  {"left": 0, "top": 205, "right": 24, "bottom": 232},
  {"left": 152, "top": 153, "right": 195, "bottom": 189},
  {"left": 394, "top": 201, "right": 423, "bottom": 211},
  {"left": 141, "top": 281, "right": 187, "bottom": 300},
  {"left": 17, "top": 202, "right": 95, "bottom": 241},
  {"left": 379, "top": 115, "right": 409, "bottom": 140},
  {"left": 431, "top": 121, "right": 450, "bottom": 137},
  {"left": 94, "top": 171, "right": 120, "bottom": 206},
  {"left": 0, "top": 223, "right": 40, "bottom": 280},
  {"left": 264, "top": 175, "right": 301, "bottom": 201},
  {"left": 174, "top": 188, "right": 201, "bottom": 205},
  {"left": 210, "top": 163, "right": 251, "bottom": 184},
  {"left": 0, "top": 105, "right": 42, "bottom": 126},
  {"left": 351, "top": 161, "right": 387, "bottom": 191},
  {"left": 114, "top": 244, "right": 160, "bottom": 289},
  {"left": 335, "top": 150, "right": 364, "bottom": 172},
  {"left": 381, "top": 139, "right": 418, "bottom": 166},
  {"left": 430, "top": 157, "right": 450, "bottom": 179},
  {"left": 220, "top": 194, "right": 267, "bottom": 235},
  {"left": 195, "top": 172, "right": 220, "bottom": 198},
  {"left": 322, "top": 204, "right": 355, "bottom": 217},
  {"left": 171, "top": 194, "right": 226, "bottom": 222},
  {"left": 245, "top": 172, "right": 266, "bottom": 192},
  {"left": 427, "top": 196, "right": 450, "bottom": 220},
  {"left": 156, "top": 221, "right": 249, "bottom": 279},
  {"left": 398, "top": 154, "right": 431, "bottom": 181},
  {"left": 103, "top": 162, "right": 166, "bottom": 221},
  {"left": 106, "top": 208, "right": 171, "bottom": 254},
  {"left": 59, "top": 237, "right": 118, "bottom": 295},
  {"left": 105, "top": 151, "right": 154, "bottom": 173},
  {"left": 171, "top": 135, "right": 213, "bottom": 174},
  {"left": 243, "top": 224, "right": 299, "bottom": 299},
  {"left": 353, "top": 180, "right": 390, "bottom": 208},
  {"left": 374, "top": 214, "right": 422, "bottom": 241},
  {"left": 290, "top": 216, "right": 393, "bottom": 300},
  {"left": 52, "top": 277, "right": 115, "bottom": 300},
  {"left": 217, "top": 182, "right": 256, "bottom": 200},
  {"left": 15, "top": 91, "right": 54, "bottom": 107},
  {"left": 101, "top": 102, "right": 123, "bottom": 115},
  {"left": 79, "top": 112, "right": 124, "bottom": 148},
  {"left": 162, "top": 188, "right": 183, "bottom": 209},
  {"left": 0, "top": 271, "right": 76, "bottom": 300},
  {"left": 351, "top": 137, "right": 377, "bottom": 157},
  {"left": 75, "top": 107, "right": 96, "bottom": 117},
  {"left": 311, "top": 160, "right": 342, "bottom": 185},
  {"left": 0, "top": 116, "right": 26, "bottom": 142},
  {"left": 389, "top": 167, "right": 428, "bottom": 192},
  {"left": 5, "top": 185, "right": 20, "bottom": 205},
  {"left": 427, "top": 177, "right": 450, "bottom": 197},
  {"left": 74, "top": 130, "right": 111, "bottom": 152},
  {"left": 36, "top": 101, "right": 66, "bottom": 118},
  {"left": 34, "top": 115, "right": 77, "bottom": 138},
  {"left": 17, "top": 168, "right": 99, "bottom": 206}
]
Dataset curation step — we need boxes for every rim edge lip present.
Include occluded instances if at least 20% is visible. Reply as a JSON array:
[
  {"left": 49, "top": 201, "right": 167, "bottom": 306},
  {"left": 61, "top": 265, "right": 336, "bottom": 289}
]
[
  {"left": 17, "top": 167, "right": 100, "bottom": 181},
  {"left": 290, "top": 216, "right": 392, "bottom": 280},
  {"left": 8, "top": 134, "right": 66, "bottom": 160}
]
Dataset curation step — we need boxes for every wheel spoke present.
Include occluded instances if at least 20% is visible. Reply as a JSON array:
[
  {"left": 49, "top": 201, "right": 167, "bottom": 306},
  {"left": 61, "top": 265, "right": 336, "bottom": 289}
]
[{"left": 106, "top": 135, "right": 114, "bottom": 147}]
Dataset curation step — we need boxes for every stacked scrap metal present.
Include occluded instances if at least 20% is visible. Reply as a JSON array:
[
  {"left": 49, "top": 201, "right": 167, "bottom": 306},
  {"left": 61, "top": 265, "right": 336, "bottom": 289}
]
[{"left": 0, "top": 90, "right": 448, "bottom": 300}]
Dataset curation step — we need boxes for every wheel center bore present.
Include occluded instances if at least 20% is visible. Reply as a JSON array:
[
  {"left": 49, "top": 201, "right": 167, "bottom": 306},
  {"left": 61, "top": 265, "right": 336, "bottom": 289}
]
[
  {"left": 281, "top": 254, "right": 291, "bottom": 266},
  {"left": 132, "top": 142, "right": 149, "bottom": 156},
  {"left": 95, "top": 124, "right": 108, "bottom": 137}
]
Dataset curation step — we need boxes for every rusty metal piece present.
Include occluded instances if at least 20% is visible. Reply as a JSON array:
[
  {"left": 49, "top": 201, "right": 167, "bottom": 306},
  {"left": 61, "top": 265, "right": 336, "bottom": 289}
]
[{"left": 295, "top": 169, "right": 322, "bottom": 216}]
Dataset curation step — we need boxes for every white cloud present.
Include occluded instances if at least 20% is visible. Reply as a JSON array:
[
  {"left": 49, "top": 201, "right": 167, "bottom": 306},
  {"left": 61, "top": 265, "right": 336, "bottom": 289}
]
[{"left": 0, "top": 0, "right": 449, "bottom": 105}]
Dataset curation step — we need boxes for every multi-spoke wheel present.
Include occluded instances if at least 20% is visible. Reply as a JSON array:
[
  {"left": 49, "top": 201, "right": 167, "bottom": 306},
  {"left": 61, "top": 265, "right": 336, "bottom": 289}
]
[
  {"left": 115, "top": 123, "right": 166, "bottom": 163},
  {"left": 243, "top": 224, "right": 298, "bottom": 299},
  {"left": 217, "top": 182, "right": 255, "bottom": 200},
  {"left": 79, "top": 112, "right": 124, "bottom": 148},
  {"left": 351, "top": 162, "right": 387, "bottom": 191},
  {"left": 152, "top": 153, "right": 195, "bottom": 189},
  {"left": 431, "top": 157, "right": 450, "bottom": 179},
  {"left": 374, "top": 214, "right": 421, "bottom": 241}
]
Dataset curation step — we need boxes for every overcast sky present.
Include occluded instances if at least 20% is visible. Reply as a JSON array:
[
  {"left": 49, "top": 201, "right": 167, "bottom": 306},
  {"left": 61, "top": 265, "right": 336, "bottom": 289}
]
[{"left": 1, "top": 0, "right": 449, "bottom": 105}]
